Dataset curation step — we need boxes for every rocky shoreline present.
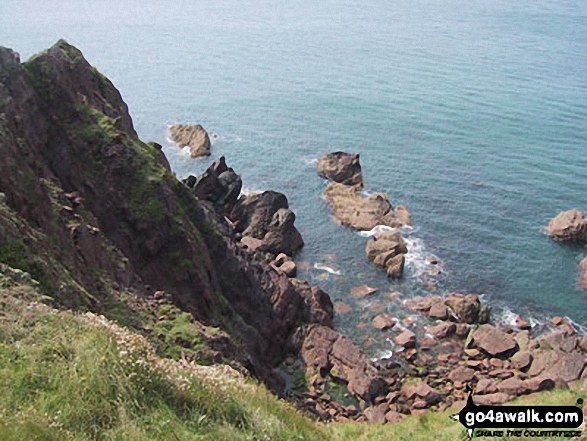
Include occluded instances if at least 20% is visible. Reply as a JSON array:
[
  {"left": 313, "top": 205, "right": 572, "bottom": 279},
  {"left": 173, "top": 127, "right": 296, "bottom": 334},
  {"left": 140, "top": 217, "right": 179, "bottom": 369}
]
[{"left": 1, "top": 40, "right": 586, "bottom": 429}]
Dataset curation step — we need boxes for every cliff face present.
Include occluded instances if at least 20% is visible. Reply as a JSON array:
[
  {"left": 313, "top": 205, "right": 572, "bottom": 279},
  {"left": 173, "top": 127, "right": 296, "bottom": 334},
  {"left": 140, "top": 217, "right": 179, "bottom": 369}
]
[{"left": 0, "top": 41, "right": 292, "bottom": 378}]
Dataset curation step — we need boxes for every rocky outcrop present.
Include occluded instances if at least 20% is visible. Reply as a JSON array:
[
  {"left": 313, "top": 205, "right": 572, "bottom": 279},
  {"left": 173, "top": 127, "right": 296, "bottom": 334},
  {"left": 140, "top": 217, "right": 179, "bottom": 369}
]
[
  {"left": 324, "top": 183, "right": 411, "bottom": 231},
  {"left": 317, "top": 152, "right": 363, "bottom": 187},
  {"left": 169, "top": 124, "right": 211, "bottom": 158},
  {"left": 405, "top": 294, "right": 490, "bottom": 325},
  {"left": 229, "top": 191, "right": 304, "bottom": 256},
  {"left": 365, "top": 231, "right": 408, "bottom": 279},
  {"left": 547, "top": 209, "right": 587, "bottom": 242},
  {"left": 183, "top": 156, "right": 242, "bottom": 215}
]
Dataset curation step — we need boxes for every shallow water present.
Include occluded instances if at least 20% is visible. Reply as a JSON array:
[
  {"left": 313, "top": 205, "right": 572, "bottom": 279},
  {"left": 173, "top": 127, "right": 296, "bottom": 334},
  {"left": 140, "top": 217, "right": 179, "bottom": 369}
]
[{"left": 2, "top": 0, "right": 587, "bottom": 355}]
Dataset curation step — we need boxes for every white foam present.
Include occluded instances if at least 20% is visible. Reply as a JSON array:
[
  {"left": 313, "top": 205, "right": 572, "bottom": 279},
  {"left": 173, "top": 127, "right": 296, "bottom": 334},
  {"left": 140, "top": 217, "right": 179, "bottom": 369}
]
[
  {"left": 303, "top": 158, "right": 318, "bottom": 165},
  {"left": 239, "top": 188, "right": 261, "bottom": 197},
  {"left": 313, "top": 263, "right": 342, "bottom": 275},
  {"left": 358, "top": 225, "right": 397, "bottom": 237},
  {"left": 371, "top": 349, "right": 393, "bottom": 362}
]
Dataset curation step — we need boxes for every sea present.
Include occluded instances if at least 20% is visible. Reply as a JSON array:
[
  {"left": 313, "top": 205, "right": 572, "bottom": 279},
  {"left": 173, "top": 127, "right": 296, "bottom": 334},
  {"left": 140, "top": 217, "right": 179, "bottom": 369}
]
[{"left": 2, "top": 0, "right": 586, "bottom": 356}]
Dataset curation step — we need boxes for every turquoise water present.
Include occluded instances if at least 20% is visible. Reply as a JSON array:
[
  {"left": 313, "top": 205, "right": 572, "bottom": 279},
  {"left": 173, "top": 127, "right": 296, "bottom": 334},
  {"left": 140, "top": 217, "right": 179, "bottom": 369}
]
[{"left": 2, "top": 0, "right": 587, "bottom": 351}]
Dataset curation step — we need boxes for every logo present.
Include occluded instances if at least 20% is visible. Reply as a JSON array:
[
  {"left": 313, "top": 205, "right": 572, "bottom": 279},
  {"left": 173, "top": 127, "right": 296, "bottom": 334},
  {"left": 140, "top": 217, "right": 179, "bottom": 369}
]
[{"left": 450, "top": 386, "right": 583, "bottom": 439}]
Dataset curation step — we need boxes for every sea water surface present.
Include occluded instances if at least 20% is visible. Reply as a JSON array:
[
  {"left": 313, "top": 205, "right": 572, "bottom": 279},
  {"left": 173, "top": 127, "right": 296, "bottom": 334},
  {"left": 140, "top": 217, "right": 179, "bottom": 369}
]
[{"left": 2, "top": 0, "right": 586, "bottom": 354}]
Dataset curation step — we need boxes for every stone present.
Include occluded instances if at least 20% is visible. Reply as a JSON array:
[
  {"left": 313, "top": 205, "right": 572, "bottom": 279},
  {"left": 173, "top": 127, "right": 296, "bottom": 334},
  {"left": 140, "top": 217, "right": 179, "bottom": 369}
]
[
  {"left": 543, "top": 352, "right": 586, "bottom": 383},
  {"left": 497, "top": 377, "right": 528, "bottom": 396},
  {"left": 472, "top": 324, "right": 518, "bottom": 357},
  {"left": 402, "top": 381, "right": 442, "bottom": 405},
  {"left": 386, "top": 254, "right": 406, "bottom": 279},
  {"left": 169, "top": 124, "right": 211, "bottom": 158},
  {"left": 547, "top": 209, "right": 587, "bottom": 242},
  {"left": 428, "top": 321, "right": 456, "bottom": 339},
  {"left": 385, "top": 410, "right": 404, "bottom": 423},
  {"left": 372, "top": 313, "right": 396, "bottom": 330},
  {"left": 445, "top": 293, "right": 482, "bottom": 324},
  {"left": 278, "top": 260, "right": 297, "bottom": 277},
  {"left": 365, "top": 231, "right": 408, "bottom": 279},
  {"left": 428, "top": 301, "right": 449, "bottom": 320},
  {"left": 351, "top": 285, "right": 377, "bottom": 298},
  {"left": 191, "top": 156, "right": 242, "bottom": 215},
  {"left": 324, "top": 182, "right": 410, "bottom": 231},
  {"left": 448, "top": 366, "right": 476, "bottom": 383},
  {"left": 364, "top": 406, "right": 387, "bottom": 424},
  {"left": 394, "top": 330, "right": 417, "bottom": 349},
  {"left": 334, "top": 302, "right": 352, "bottom": 315},
  {"left": 524, "top": 376, "right": 555, "bottom": 393},
  {"left": 515, "top": 316, "right": 531, "bottom": 330},
  {"left": 317, "top": 152, "right": 363, "bottom": 187},
  {"left": 475, "top": 378, "right": 498, "bottom": 395},
  {"left": 511, "top": 351, "right": 532, "bottom": 371},
  {"left": 474, "top": 393, "right": 513, "bottom": 406}
]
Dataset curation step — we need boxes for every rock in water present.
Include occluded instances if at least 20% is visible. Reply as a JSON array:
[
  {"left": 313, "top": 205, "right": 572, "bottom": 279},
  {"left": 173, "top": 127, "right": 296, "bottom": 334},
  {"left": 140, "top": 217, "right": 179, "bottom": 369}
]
[
  {"left": 324, "top": 182, "right": 410, "bottom": 231},
  {"left": 169, "top": 124, "right": 211, "bottom": 158},
  {"left": 317, "top": 152, "right": 363, "bottom": 187},
  {"left": 547, "top": 209, "right": 587, "bottom": 242},
  {"left": 365, "top": 231, "right": 408, "bottom": 279}
]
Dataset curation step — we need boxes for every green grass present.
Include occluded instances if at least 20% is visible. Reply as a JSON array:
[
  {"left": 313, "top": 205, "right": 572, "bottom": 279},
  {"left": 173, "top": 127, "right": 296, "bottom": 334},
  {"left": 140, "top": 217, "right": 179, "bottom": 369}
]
[{"left": 0, "top": 278, "right": 585, "bottom": 441}]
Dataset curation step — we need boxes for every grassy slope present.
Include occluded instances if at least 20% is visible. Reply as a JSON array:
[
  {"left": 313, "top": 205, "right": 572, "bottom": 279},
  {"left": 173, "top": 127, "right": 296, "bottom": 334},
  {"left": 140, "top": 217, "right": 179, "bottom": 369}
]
[{"left": 0, "top": 267, "right": 584, "bottom": 441}]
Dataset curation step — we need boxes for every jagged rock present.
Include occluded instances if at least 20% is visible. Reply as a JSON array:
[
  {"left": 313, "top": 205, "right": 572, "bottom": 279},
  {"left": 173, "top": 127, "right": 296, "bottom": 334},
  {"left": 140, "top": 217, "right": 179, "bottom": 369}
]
[
  {"left": 317, "top": 152, "right": 363, "bottom": 187},
  {"left": 386, "top": 254, "right": 406, "bottom": 279},
  {"left": 547, "top": 209, "right": 587, "bottom": 242},
  {"left": 189, "top": 156, "right": 242, "bottom": 215},
  {"left": 290, "top": 279, "right": 334, "bottom": 327},
  {"left": 471, "top": 324, "right": 518, "bottom": 357},
  {"left": 230, "top": 191, "right": 304, "bottom": 256},
  {"left": 324, "top": 182, "right": 410, "bottom": 231},
  {"left": 169, "top": 124, "right": 211, "bottom": 158},
  {"left": 372, "top": 314, "right": 396, "bottom": 330},
  {"left": 475, "top": 378, "right": 498, "bottom": 395},
  {"left": 524, "top": 376, "right": 555, "bottom": 393},
  {"left": 364, "top": 406, "right": 386, "bottom": 424}
]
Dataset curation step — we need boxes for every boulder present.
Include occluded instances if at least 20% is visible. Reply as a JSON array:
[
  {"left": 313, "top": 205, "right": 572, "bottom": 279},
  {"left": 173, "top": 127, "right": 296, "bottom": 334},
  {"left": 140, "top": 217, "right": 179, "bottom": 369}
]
[
  {"left": 547, "top": 209, "right": 587, "bottom": 242},
  {"left": 351, "top": 285, "right": 377, "bottom": 298},
  {"left": 402, "top": 381, "right": 441, "bottom": 405},
  {"left": 324, "top": 182, "right": 410, "bottom": 231},
  {"left": 365, "top": 231, "right": 408, "bottom": 279},
  {"left": 187, "top": 156, "right": 242, "bottom": 215},
  {"left": 394, "top": 330, "right": 416, "bottom": 349},
  {"left": 372, "top": 314, "right": 396, "bottom": 330},
  {"left": 317, "top": 152, "right": 363, "bottom": 187},
  {"left": 510, "top": 351, "right": 532, "bottom": 371},
  {"left": 230, "top": 191, "right": 304, "bottom": 256},
  {"left": 428, "top": 321, "right": 456, "bottom": 339},
  {"left": 448, "top": 366, "right": 476, "bottom": 383},
  {"left": 169, "top": 124, "right": 211, "bottom": 158},
  {"left": 471, "top": 324, "right": 518, "bottom": 357},
  {"left": 445, "top": 293, "right": 483, "bottom": 324}
]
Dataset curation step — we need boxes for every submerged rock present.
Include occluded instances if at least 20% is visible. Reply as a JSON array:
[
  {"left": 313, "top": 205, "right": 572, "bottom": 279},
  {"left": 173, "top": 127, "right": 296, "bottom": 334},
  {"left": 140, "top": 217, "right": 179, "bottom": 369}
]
[
  {"left": 317, "top": 152, "right": 363, "bottom": 187},
  {"left": 169, "top": 124, "right": 211, "bottom": 158},
  {"left": 547, "top": 209, "right": 587, "bottom": 242},
  {"left": 324, "top": 182, "right": 410, "bottom": 231}
]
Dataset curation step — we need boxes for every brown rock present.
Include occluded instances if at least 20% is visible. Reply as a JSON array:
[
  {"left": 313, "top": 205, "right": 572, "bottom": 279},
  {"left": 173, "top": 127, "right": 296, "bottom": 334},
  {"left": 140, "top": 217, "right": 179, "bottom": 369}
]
[
  {"left": 402, "top": 381, "right": 442, "bottom": 405},
  {"left": 324, "top": 182, "right": 410, "bottom": 231},
  {"left": 543, "top": 352, "right": 586, "bottom": 383},
  {"left": 472, "top": 324, "right": 518, "bottom": 357},
  {"left": 445, "top": 293, "right": 482, "bottom": 324},
  {"left": 351, "top": 285, "right": 377, "bottom": 298},
  {"left": 428, "top": 321, "right": 456, "bottom": 339},
  {"left": 334, "top": 302, "right": 352, "bottom": 315},
  {"left": 317, "top": 152, "right": 363, "bottom": 187},
  {"left": 429, "top": 301, "right": 449, "bottom": 320},
  {"left": 448, "top": 366, "right": 476, "bottom": 383},
  {"left": 475, "top": 378, "right": 498, "bottom": 395},
  {"left": 474, "top": 393, "right": 513, "bottom": 406},
  {"left": 189, "top": 156, "right": 242, "bottom": 214},
  {"left": 386, "top": 254, "right": 406, "bottom": 279},
  {"left": 364, "top": 406, "right": 387, "bottom": 424},
  {"left": 515, "top": 316, "right": 531, "bottom": 330},
  {"left": 511, "top": 351, "right": 533, "bottom": 371},
  {"left": 385, "top": 410, "right": 404, "bottom": 423},
  {"left": 240, "top": 236, "right": 263, "bottom": 251},
  {"left": 169, "top": 124, "right": 211, "bottom": 158},
  {"left": 395, "top": 330, "right": 417, "bottom": 349},
  {"left": 547, "top": 209, "right": 587, "bottom": 242},
  {"left": 497, "top": 377, "right": 528, "bottom": 396},
  {"left": 524, "top": 376, "right": 555, "bottom": 393},
  {"left": 372, "top": 313, "right": 397, "bottom": 330}
]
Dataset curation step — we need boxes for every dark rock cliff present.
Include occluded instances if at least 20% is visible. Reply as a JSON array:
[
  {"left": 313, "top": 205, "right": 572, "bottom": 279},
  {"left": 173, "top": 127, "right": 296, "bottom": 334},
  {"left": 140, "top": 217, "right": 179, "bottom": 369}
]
[{"left": 0, "top": 40, "right": 384, "bottom": 398}]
